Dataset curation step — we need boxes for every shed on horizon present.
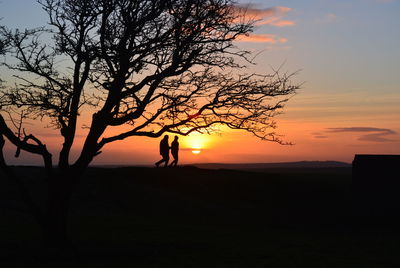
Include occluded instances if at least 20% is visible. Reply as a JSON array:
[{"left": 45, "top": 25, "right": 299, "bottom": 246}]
[{"left": 352, "top": 154, "right": 400, "bottom": 222}]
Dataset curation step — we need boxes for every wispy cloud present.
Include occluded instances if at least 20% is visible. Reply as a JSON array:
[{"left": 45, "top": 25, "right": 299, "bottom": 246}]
[
  {"left": 312, "top": 132, "right": 329, "bottom": 139},
  {"left": 232, "top": 5, "right": 294, "bottom": 44},
  {"left": 316, "top": 13, "right": 340, "bottom": 24},
  {"left": 315, "top": 135, "right": 329, "bottom": 139},
  {"left": 325, "top": 127, "right": 397, "bottom": 142},
  {"left": 236, "top": 34, "right": 288, "bottom": 43},
  {"left": 234, "top": 5, "right": 295, "bottom": 27}
]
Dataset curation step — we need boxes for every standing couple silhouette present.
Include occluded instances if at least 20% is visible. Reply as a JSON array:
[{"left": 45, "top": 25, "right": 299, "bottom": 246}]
[{"left": 155, "top": 135, "right": 179, "bottom": 167}]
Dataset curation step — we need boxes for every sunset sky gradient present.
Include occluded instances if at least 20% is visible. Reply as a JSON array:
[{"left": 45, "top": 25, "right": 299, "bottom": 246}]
[{"left": 0, "top": 0, "right": 399, "bottom": 165}]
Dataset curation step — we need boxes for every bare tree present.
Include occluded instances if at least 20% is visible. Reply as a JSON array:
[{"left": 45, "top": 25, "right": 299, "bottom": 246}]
[{"left": 0, "top": 0, "right": 299, "bottom": 248}]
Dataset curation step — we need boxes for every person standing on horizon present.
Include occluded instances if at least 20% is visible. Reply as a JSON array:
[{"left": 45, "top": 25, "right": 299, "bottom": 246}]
[
  {"left": 169, "top": 136, "right": 179, "bottom": 167},
  {"left": 155, "top": 135, "right": 170, "bottom": 167}
]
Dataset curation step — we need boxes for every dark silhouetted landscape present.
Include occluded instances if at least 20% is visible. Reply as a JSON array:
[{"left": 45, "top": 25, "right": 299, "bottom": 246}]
[{"left": 1, "top": 163, "right": 400, "bottom": 267}]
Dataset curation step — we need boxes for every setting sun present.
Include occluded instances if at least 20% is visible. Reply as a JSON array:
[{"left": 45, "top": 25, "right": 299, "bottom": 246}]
[
  {"left": 191, "top": 145, "right": 202, "bottom": 155},
  {"left": 192, "top": 149, "right": 201, "bottom": 155},
  {"left": 182, "top": 132, "right": 214, "bottom": 156}
]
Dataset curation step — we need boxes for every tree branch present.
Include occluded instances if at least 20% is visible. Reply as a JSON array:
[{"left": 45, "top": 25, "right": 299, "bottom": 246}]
[{"left": 0, "top": 114, "right": 53, "bottom": 175}]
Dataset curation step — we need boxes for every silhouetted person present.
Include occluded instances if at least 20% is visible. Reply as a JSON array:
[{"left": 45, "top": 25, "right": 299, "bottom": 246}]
[
  {"left": 155, "top": 135, "right": 170, "bottom": 167},
  {"left": 169, "top": 136, "right": 179, "bottom": 167}
]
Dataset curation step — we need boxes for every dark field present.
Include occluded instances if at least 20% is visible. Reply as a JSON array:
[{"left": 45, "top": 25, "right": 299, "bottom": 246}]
[{"left": 1, "top": 166, "right": 399, "bottom": 267}]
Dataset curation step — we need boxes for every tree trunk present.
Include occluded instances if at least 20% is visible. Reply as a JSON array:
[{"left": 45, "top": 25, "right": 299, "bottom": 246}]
[{"left": 42, "top": 171, "right": 79, "bottom": 256}]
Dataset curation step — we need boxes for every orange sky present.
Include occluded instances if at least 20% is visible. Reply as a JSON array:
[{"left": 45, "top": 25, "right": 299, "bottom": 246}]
[{"left": 3, "top": 110, "right": 399, "bottom": 166}]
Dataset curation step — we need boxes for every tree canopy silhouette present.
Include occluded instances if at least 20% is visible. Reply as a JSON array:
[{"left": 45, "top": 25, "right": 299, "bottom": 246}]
[{"left": 0, "top": 0, "right": 299, "bottom": 247}]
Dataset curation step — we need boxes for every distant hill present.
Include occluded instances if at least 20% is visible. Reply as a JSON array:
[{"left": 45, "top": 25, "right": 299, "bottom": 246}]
[
  {"left": 94, "top": 161, "right": 351, "bottom": 169},
  {"left": 189, "top": 161, "right": 351, "bottom": 172}
]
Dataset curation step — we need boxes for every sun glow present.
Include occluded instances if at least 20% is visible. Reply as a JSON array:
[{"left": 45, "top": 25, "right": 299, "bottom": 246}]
[
  {"left": 190, "top": 144, "right": 201, "bottom": 154},
  {"left": 182, "top": 132, "right": 214, "bottom": 155}
]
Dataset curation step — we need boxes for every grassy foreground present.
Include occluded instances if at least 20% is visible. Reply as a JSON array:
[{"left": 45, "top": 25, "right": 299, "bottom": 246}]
[{"left": 1, "top": 166, "right": 399, "bottom": 267}]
